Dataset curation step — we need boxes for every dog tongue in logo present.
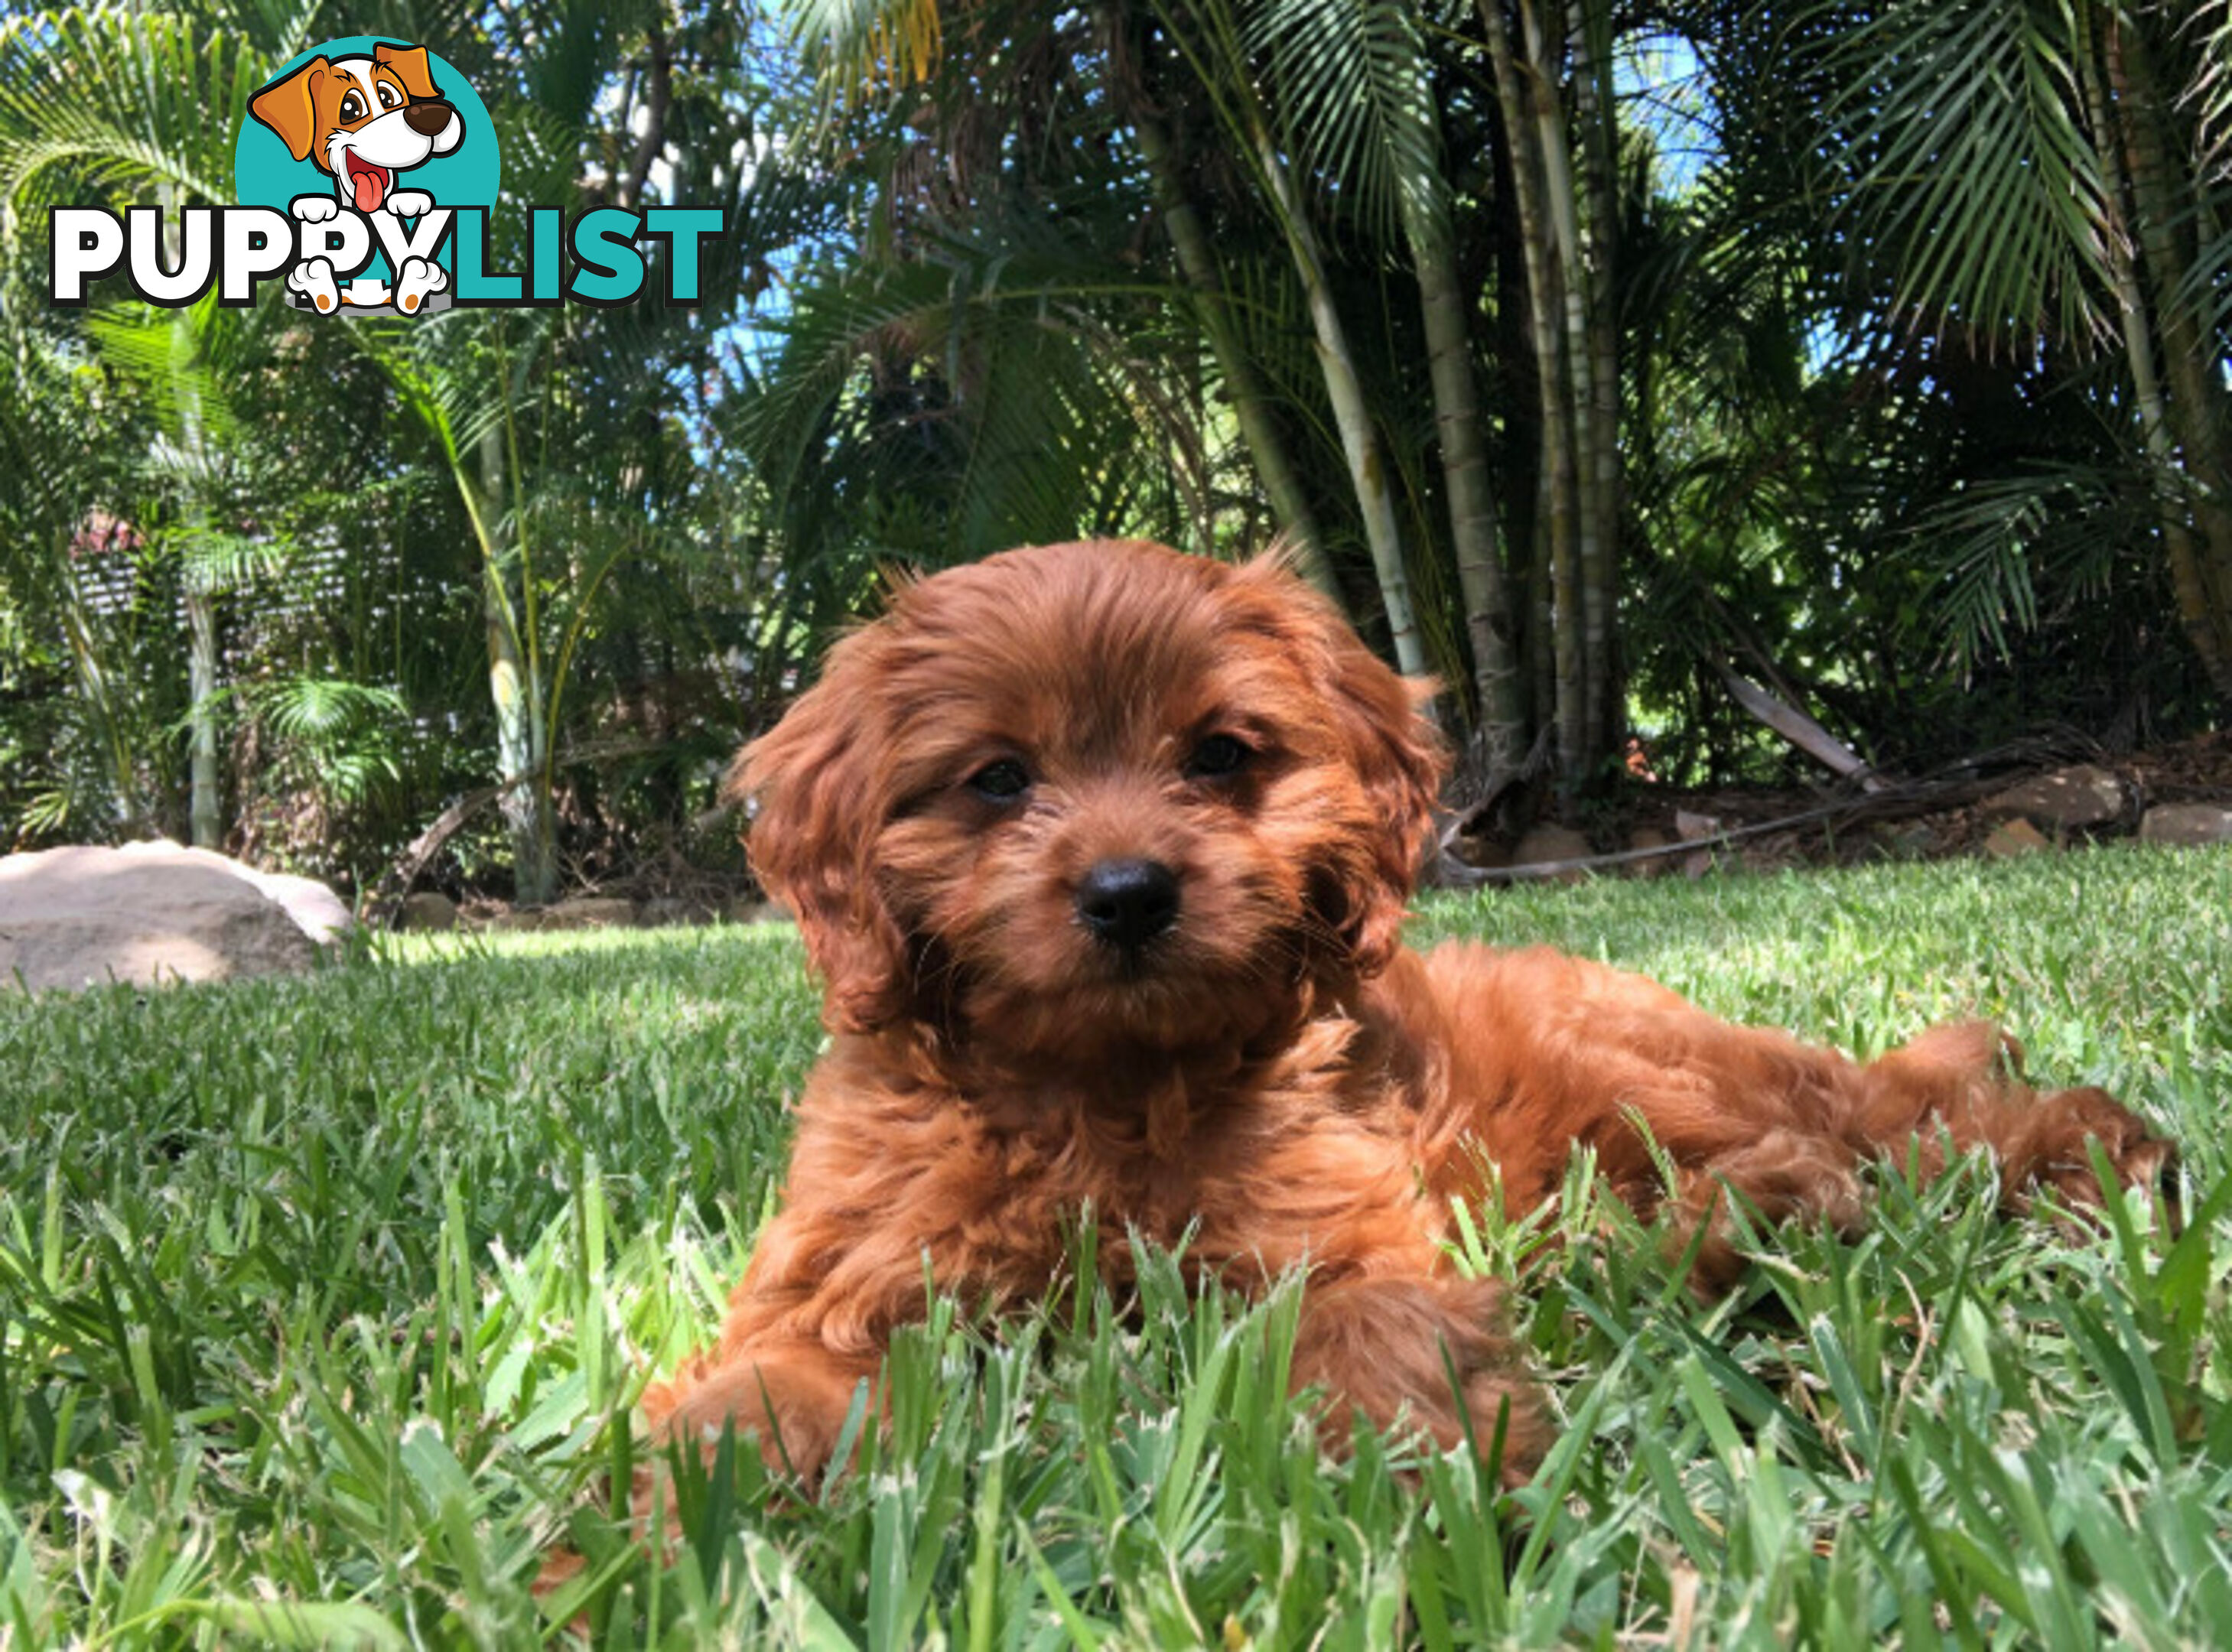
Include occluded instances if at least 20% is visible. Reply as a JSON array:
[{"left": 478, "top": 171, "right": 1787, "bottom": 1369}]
[{"left": 346, "top": 151, "right": 390, "bottom": 213}]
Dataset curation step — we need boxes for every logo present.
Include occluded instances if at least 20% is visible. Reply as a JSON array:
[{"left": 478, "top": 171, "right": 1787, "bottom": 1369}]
[
  {"left": 238, "top": 37, "right": 491, "bottom": 314},
  {"left": 49, "top": 36, "right": 723, "bottom": 314}
]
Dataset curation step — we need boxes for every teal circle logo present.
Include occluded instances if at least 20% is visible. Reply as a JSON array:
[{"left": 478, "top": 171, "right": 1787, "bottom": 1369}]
[{"left": 234, "top": 37, "right": 497, "bottom": 314}]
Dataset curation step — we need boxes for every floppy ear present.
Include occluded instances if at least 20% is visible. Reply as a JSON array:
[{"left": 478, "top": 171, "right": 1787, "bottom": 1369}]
[
  {"left": 1238, "top": 558, "right": 1446, "bottom": 977},
  {"left": 249, "top": 59, "right": 327, "bottom": 164},
  {"left": 731, "top": 635, "right": 910, "bottom": 1032},
  {"left": 373, "top": 41, "right": 440, "bottom": 101}
]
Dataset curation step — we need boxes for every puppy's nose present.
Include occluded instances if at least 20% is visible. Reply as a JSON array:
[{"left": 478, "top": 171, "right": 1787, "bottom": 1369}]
[
  {"left": 1075, "top": 858, "right": 1180, "bottom": 950},
  {"left": 405, "top": 100, "right": 454, "bottom": 136}
]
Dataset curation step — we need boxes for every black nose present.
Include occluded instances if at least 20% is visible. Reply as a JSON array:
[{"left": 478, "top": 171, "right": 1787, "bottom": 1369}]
[
  {"left": 1075, "top": 858, "right": 1180, "bottom": 951},
  {"left": 405, "top": 100, "right": 454, "bottom": 136}
]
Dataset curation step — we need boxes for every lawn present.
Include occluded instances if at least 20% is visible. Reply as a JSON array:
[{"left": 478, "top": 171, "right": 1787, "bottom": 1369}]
[{"left": 2, "top": 848, "right": 2228, "bottom": 1647}]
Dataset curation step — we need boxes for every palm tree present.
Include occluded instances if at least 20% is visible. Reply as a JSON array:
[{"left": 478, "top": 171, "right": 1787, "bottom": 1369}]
[
  {"left": 0, "top": 8, "right": 273, "bottom": 844},
  {"left": 1714, "top": 0, "right": 2232, "bottom": 699},
  {"left": 1225, "top": 0, "right": 1526, "bottom": 750}
]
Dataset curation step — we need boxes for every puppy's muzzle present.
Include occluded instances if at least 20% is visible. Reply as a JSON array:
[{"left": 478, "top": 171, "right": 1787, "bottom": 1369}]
[{"left": 1075, "top": 858, "right": 1180, "bottom": 951}]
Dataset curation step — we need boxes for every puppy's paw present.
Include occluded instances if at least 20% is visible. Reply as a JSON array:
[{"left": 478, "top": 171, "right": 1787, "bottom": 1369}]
[
  {"left": 1294, "top": 1274, "right": 1545, "bottom": 1485},
  {"left": 646, "top": 1345, "right": 870, "bottom": 1488},
  {"left": 2029, "top": 1085, "right": 2178, "bottom": 1217},
  {"left": 396, "top": 255, "right": 449, "bottom": 314},
  {"left": 387, "top": 190, "right": 434, "bottom": 219},
  {"left": 288, "top": 193, "right": 340, "bottom": 223},
  {"left": 286, "top": 255, "right": 338, "bottom": 313}
]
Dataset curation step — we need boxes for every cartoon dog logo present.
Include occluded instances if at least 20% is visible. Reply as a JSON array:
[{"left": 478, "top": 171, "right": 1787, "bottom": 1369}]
[{"left": 248, "top": 42, "right": 460, "bottom": 314}]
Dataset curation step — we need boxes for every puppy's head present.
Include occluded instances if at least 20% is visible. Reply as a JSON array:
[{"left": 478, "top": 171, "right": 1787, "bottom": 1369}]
[
  {"left": 249, "top": 43, "right": 462, "bottom": 212},
  {"left": 737, "top": 541, "right": 1442, "bottom": 1054}
]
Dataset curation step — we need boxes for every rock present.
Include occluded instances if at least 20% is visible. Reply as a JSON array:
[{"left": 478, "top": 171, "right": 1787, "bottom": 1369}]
[
  {"left": 1872, "top": 821, "right": 1943, "bottom": 861},
  {"left": 1625, "top": 825, "right": 1674, "bottom": 879},
  {"left": 2139, "top": 802, "right": 2232, "bottom": 846},
  {"left": 723, "top": 896, "right": 792, "bottom": 925},
  {"left": 399, "top": 890, "right": 458, "bottom": 932},
  {"left": 1682, "top": 845, "right": 1746, "bottom": 878},
  {"left": 1983, "top": 818, "right": 2051, "bottom": 858},
  {"left": 533, "top": 896, "right": 639, "bottom": 931},
  {"left": 1982, "top": 765, "right": 2127, "bottom": 832},
  {"left": 1451, "top": 834, "right": 1513, "bottom": 873},
  {"left": 0, "top": 840, "right": 349, "bottom": 992},
  {"left": 252, "top": 867, "right": 352, "bottom": 946},
  {"left": 1509, "top": 825, "right": 1593, "bottom": 885}
]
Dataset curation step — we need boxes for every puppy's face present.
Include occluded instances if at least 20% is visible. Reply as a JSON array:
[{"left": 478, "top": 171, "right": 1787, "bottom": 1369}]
[
  {"left": 249, "top": 44, "right": 463, "bottom": 213},
  {"left": 740, "top": 541, "right": 1442, "bottom": 1056}
]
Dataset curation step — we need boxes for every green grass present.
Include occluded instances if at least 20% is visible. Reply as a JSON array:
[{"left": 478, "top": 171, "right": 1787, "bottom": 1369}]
[{"left": 2, "top": 848, "right": 2229, "bottom": 1647}]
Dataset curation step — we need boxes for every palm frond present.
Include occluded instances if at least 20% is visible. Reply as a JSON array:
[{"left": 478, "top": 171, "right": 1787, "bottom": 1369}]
[
  {"left": 1242, "top": 0, "right": 1442, "bottom": 247},
  {"left": 787, "top": 0, "right": 945, "bottom": 93},
  {"left": 1791, "top": 0, "right": 2115, "bottom": 346},
  {"left": 0, "top": 8, "right": 262, "bottom": 212},
  {"left": 1904, "top": 461, "right": 2130, "bottom": 672}
]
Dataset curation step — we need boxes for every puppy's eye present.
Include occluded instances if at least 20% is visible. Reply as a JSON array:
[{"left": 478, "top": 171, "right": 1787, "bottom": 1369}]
[
  {"left": 966, "top": 759, "right": 1032, "bottom": 802},
  {"left": 339, "top": 91, "right": 365, "bottom": 122},
  {"left": 378, "top": 83, "right": 402, "bottom": 108},
  {"left": 1186, "top": 734, "right": 1251, "bottom": 779}
]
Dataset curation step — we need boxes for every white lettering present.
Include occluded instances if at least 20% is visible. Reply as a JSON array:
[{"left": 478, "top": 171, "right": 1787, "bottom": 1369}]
[
  {"left": 219, "top": 207, "right": 294, "bottom": 302},
  {"left": 50, "top": 208, "right": 125, "bottom": 303}
]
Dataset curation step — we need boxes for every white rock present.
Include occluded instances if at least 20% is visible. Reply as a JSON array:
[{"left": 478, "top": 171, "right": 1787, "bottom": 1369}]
[{"left": 0, "top": 840, "right": 350, "bottom": 992}]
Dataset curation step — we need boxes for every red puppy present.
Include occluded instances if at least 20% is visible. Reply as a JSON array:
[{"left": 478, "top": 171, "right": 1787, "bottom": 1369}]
[{"left": 649, "top": 539, "right": 2170, "bottom": 1478}]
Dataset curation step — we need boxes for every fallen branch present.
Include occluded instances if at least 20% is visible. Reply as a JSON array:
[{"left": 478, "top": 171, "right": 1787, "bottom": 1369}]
[
  {"left": 1716, "top": 665, "right": 1886, "bottom": 792},
  {"left": 363, "top": 737, "right": 667, "bottom": 922}
]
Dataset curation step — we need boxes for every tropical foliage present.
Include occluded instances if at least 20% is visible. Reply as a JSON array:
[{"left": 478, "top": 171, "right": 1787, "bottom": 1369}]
[{"left": 1, "top": 0, "right": 2227, "bottom": 889}]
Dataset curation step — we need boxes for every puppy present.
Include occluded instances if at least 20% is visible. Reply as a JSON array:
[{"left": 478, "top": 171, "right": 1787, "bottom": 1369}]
[
  {"left": 248, "top": 42, "right": 460, "bottom": 314},
  {"left": 649, "top": 538, "right": 2170, "bottom": 1480}
]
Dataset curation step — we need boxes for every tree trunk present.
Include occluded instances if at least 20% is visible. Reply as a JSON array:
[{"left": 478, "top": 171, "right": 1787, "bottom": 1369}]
[
  {"left": 1251, "top": 119, "right": 1432, "bottom": 685},
  {"left": 1401, "top": 149, "right": 1525, "bottom": 778},
  {"left": 1481, "top": 0, "right": 1586, "bottom": 786},
  {"left": 186, "top": 587, "right": 220, "bottom": 848},
  {"left": 2107, "top": 14, "right": 2232, "bottom": 696},
  {"left": 1130, "top": 95, "right": 1339, "bottom": 598},
  {"left": 477, "top": 428, "right": 557, "bottom": 905},
  {"left": 164, "top": 199, "right": 223, "bottom": 851},
  {"left": 2077, "top": 12, "right": 2231, "bottom": 694},
  {"left": 1570, "top": 0, "right": 1624, "bottom": 765},
  {"left": 1524, "top": 0, "right": 1608, "bottom": 770}
]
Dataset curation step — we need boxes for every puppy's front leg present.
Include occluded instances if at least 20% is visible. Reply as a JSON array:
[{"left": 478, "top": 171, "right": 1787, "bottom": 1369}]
[
  {"left": 645, "top": 1194, "right": 931, "bottom": 1485},
  {"left": 1290, "top": 1273, "right": 1547, "bottom": 1481},
  {"left": 644, "top": 1332, "right": 879, "bottom": 1482}
]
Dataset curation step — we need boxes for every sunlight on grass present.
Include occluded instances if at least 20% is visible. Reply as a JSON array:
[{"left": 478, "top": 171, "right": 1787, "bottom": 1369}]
[{"left": 2, "top": 848, "right": 2227, "bottom": 1644}]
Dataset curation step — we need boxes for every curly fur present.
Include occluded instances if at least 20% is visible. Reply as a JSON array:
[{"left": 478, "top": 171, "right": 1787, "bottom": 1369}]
[{"left": 645, "top": 538, "right": 2171, "bottom": 1482}]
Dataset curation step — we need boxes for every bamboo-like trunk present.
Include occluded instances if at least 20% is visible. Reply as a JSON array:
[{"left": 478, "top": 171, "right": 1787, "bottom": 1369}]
[
  {"left": 1522, "top": 0, "right": 1606, "bottom": 770},
  {"left": 186, "top": 587, "right": 220, "bottom": 848},
  {"left": 2077, "top": 11, "right": 2230, "bottom": 694},
  {"left": 1481, "top": 0, "right": 1585, "bottom": 782},
  {"left": 1251, "top": 119, "right": 1432, "bottom": 684},
  {"left": 1402, "top": 171, "right": 1524, "bottom": 775},
  {"left": 2108, "top": 14, "right": 2232, "bottom": 696},
  {"left": 477, "top": 428, "right": 557, "bottom": 905},
  {"left": 1569, "top": 0, "right": 1623, "bottom": 763},
  {"left": 1131, "top": 96, "right": 1339, "bottom": 598},
  {"left": 164, "top": 200, "right": 223, "bottom": 851}
]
